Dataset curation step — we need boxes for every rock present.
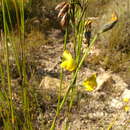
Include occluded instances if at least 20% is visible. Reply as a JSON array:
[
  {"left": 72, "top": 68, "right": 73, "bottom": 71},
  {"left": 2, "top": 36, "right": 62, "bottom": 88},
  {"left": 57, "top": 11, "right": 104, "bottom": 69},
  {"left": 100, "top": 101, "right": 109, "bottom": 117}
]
[
  {"left": 88, "top": 111, "right": 106, "bottom": 120},
  {"left": 39, "top": 75, "right": 68, "bottom": 96},
  {"left": 94, "top": 70, "right": 128, "bottom": 98},
  {"left": 110, "top": 98, "right": 123, "bottom": 109},
  {"left": 122, "top": 89, "right": 130, "bottom": 100},
  {"left": 96, "top": 71, "right": 112, "bottom": 91},
  {"left": 112, "top": 74, "right": 128, "bottom": 90}
]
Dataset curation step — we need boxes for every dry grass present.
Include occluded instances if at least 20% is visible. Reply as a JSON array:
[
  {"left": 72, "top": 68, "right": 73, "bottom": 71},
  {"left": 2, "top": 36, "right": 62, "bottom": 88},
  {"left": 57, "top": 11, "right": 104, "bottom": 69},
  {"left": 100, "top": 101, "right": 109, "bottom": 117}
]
[
  {"left": 84, "top": 0, "right": 130, "bottom": 72},
  {"left": 86, "top": 0, "right": 112, "bottom": 16}
]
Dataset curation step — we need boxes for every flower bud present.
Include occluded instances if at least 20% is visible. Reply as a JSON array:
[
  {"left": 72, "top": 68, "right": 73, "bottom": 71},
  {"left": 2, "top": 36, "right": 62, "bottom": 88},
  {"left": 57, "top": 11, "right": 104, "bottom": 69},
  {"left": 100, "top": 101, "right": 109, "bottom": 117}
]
[
  {"left": 55, "top": 1, "right": 67, "bottom": 10},
  {"left": 58, "top": 3, "right": 69, "bottom": 18},
  {"left": 60, "top": 13, "right": 68, "bottom": 27}
]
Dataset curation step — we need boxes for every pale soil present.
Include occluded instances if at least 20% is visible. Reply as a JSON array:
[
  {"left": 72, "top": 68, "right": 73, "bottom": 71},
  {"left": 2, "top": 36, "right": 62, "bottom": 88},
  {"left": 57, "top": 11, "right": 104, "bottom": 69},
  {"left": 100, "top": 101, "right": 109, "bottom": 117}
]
[{"left": 25, "top": 27, "right": 130, "bottom": 130}]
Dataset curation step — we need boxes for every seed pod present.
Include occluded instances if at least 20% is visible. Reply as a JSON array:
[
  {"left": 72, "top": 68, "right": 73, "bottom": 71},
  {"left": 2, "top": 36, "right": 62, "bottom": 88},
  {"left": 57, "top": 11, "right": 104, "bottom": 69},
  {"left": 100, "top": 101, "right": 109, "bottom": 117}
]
[
  {"left": 58, "top": 3, "right": 69, "bottom": 18},
  {"left": 60, "top": 13, "right": 68, "bottom": 27},
  {"left": 98, "top": 12, "right": 118, "bottom": 34},
  {"left": 55, "top": 1, "right": 67, "bottom": 10},
  {"left": 99, "top": 20, "right": 117, "bottom": 33},
  {"left": 84, "top": 30, "right": 91, "bottom": 46}
]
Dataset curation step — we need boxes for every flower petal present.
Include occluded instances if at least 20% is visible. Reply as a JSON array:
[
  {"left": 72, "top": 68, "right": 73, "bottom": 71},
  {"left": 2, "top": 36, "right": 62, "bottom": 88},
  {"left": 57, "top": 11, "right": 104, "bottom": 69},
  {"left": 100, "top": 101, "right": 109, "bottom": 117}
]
[
  {"left": 124, "top": 106, "right": 130, "bottom": 112},
  {"left": 123, "top": 98, "right": 129, "bottom": 102},
  {"left": 82, "top": 74, "right": 97, "bottom": 91},
  {"left": 62, "top": 50, "right": 73, "bottom": 60},
  {"left": 60, "top": 59, "right": 76, "bottom": 71},
  {"left": 60, "top": 50, "right": 77, "bottom": 71}
]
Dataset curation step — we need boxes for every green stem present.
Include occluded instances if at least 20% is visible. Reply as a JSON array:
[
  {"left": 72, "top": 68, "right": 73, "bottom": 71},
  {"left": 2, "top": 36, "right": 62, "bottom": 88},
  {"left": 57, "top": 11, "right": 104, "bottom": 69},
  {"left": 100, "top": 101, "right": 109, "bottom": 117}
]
[
  {"left": 60, "top": 34, "right": 98, "bottom": 111},
  {"left": 51, "top": 34, "right": 98, "bottom": 130},
  {"left": 2, "top": 0, "right": 14, "bottom": 125},
  {"left": 64, "top": 27, "right": 68, "bottom": 50}
]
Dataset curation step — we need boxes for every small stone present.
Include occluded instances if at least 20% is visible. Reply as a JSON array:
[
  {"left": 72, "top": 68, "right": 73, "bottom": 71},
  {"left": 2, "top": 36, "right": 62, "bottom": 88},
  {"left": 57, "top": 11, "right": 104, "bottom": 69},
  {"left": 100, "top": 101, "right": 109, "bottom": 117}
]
[
  {"left": 110, "top": 99, "right": 123, "bottom": 109},
  {"left": 96, "top": 71, "right": 112, "bottom": 91},
  {"left": 122, "top": 89, "right": 130, "bottom": 100},
  {"left": 88, "top": 111, "right": 105, "bottom": 120}
]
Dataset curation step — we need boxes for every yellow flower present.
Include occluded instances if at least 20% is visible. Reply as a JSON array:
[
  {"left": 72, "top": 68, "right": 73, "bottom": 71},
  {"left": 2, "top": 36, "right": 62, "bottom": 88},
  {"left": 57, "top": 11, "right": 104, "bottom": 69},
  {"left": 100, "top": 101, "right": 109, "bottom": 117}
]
[
  {"left": 123, "top": 98, "right": 129, "bottom": 102},
  {"left": 124, "top": 105, "right": 130, "bottom": 112},
  {"left": 85, "top": 19, "right": 93, "bottom": 26},
  {"left": 60, "top": 50, "right": 77, "bottom": 71},
  {"left": 111, "top": 12, "right": 118, "bottom": 21},
  {"left": 82, "top": 74, "right": 97, "bottom": 91}
]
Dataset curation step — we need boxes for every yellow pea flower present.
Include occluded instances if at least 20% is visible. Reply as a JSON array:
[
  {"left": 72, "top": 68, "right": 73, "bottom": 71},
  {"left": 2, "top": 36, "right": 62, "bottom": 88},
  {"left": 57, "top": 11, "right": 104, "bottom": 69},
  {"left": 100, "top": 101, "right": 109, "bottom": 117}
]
[
  {"left": 60, "top": 50, "right": 77, "bottom": 71},
  {"left": 85, "top": 19, "right": 93, "bottom": 26},
  {"left": 124, "top": 105, "right": 130, "bottom": 112},
  {"left": 123, "top": 98, "right": 129, "bottom": 102},
  {"left": 111, "top": 12, "right": 118, "bottom": 21},
  {"left": 82, "top": 74, "right": 97, "bottom": 91}
]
